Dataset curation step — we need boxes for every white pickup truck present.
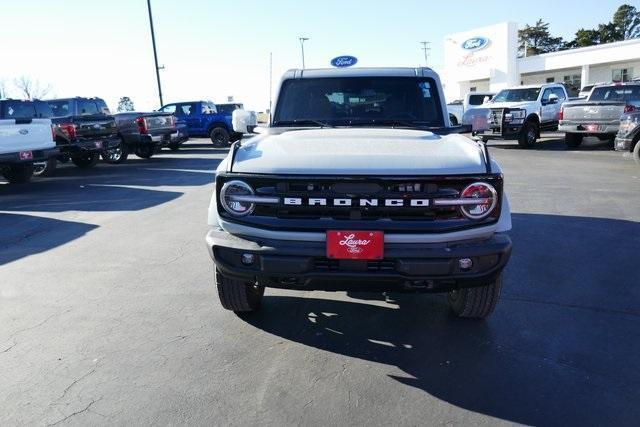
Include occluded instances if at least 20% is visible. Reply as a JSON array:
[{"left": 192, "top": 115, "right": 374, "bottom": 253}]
[
  {"left": 447, "top": 91, "right": 494, "bottom": 125},
  {"left": 472, "top": 83, "right": 568, "bottom": 147},
  {"left": 207, "top": 67, "right": 513, "bottom": 319},
  {"left": 0, "top": 99, "right": 58, "bottom": 183}
]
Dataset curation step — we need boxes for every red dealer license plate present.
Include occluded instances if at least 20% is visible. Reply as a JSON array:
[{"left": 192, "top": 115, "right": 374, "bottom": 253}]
[
  {"left": 19, "top": 151, "right": 33, "bottom": 160},
  {"left": 326, "top": 231, "right": 384, "bottom": 260}
]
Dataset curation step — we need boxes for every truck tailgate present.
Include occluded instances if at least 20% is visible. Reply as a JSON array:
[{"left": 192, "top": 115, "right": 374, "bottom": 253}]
[
  {"left": 72, "top": 114, "right": 118, "bottom": 139},
  {"left": 141, "top": 114, "right": 175, "bottom": 132},
  {"left": 562, "top": 102, "right": 625, "bottom": 122},
  {"left": 0, "top": 118, "right": 55, "bottom": 154}
]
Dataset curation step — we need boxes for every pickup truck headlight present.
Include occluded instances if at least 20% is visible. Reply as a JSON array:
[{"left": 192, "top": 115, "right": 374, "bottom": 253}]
[
  {"left": 219, "top": 180, "right": 256, "bottom": 216},
  {"left": 504, "top": 109, "right": 526, "bottom": 124},
  {"left": 459, "top": 182, "right": 498, "bottom": 220}
]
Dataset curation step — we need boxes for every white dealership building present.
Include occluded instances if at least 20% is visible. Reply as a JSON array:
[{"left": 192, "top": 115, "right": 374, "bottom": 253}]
[{"left": 441, "top": 22, "right": 640, "bottom": 101}]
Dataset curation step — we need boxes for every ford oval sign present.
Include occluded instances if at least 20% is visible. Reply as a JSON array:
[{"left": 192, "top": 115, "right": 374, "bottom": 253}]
[
  {"left": 331, "top": 56, "right": 358, "bottom": 68},
  {"left": 461, "top": 37, "right": 489, "bottom": 51}
]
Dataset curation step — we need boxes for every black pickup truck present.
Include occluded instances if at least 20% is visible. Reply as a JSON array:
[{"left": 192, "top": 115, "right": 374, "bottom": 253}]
[
  {"left": 101, "top": 112, "right": 181, "bottom": 163},
  {"left": 39, "top": 97, "right": 119, "bottom": 175}
]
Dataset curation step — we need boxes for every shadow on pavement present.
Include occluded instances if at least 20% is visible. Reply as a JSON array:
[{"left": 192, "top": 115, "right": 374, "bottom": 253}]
[
  {"left": 241, "top": 213, "right": 640, "bottom": 425},
  {"left": 0, "top": 213, "right": 98, "bottom": 266}
]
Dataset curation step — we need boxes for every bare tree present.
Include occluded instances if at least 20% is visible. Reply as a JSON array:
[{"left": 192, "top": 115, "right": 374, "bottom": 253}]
[{"left": 13, "top": 76, "right": 52, "bottom": 100}]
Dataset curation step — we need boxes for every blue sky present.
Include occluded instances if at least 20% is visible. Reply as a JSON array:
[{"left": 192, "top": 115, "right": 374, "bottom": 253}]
[{"left": 0, "top": 0, "right": 630, "bottom": 111}]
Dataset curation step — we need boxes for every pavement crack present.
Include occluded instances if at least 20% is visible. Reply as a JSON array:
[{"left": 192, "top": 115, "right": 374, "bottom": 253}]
[
  {"left": 58, "top": 365, "right": 99, "bottom": 401},
  {"left": 47, "top": 397, "right": 102, "bottom": 426},
  {"left": 6, "top": 309, "right": 72, "bottom": 343},
  {"left": 1, "top": 342, "right": 17, "bottom": 354}
]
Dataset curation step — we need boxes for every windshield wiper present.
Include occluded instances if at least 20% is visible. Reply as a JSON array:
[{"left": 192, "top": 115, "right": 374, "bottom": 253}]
[
  {"left": 347, "top": 119, "right": 432, "bottom": 128},
  {"left": 272, "top": 119, "right": 335, "bottom": 128}
]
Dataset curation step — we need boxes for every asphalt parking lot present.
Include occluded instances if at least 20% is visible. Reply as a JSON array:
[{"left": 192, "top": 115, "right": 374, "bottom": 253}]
[{"left": 1, "top": 135, "right": 639, "bottom": 425}]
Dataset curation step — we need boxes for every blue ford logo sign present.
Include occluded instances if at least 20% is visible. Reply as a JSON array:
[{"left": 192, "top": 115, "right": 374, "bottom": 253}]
[
  {"left": 331, "top": 55, "right": 358, "bottom": 68},
  {"left": 461, "top": 37, "right": 489, "bottom": 51}
]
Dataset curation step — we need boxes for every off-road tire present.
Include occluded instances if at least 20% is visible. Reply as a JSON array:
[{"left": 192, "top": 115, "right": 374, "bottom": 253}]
[
  {"left": 215, "top": 269, "right": 264, "bottom": 312},
  {"left": 134, "top": 145, "right": 155, "bottom": 159},
  {"left": 633, "top": 136, "right": 640, "bottom": 165},
  {"left": 210, "top": 127, "right": 230, "bottom": 147},
  {"left": 32, "top": 157, "right": 58, "bottom": 177},
  {"left": 447, "top": 274, "right": 503, "bottom": 319},
  {"left": 71, "top": 153, "right": 100, "bottom": 169},
  {"left": 101, "top": 140, "right": 129, "bottom": 164},
  {"left": 565, "top": 133, "right": 583, "bottom": 148},
  {"left": 517, "top": 121, "right": 538, "bottom": 148},
  {"left": 2, "top": 164, "right": 34, "bottom": 183}
]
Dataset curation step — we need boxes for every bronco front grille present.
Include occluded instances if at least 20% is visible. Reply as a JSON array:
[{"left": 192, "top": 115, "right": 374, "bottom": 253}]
[{"left": 216, "top": 174, "right": 503, "bottom": 233}]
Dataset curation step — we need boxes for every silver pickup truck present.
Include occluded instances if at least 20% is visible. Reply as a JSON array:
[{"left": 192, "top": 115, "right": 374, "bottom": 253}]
[{"left": 559, "top": 83, "right": 640, "bottom": 148}]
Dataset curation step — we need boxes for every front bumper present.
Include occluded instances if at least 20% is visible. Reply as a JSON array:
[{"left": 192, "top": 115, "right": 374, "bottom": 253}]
[
  {"left": 206, "top": 228, "right": 512, "bottom": 292},
  {"left": 475, "top": 124, "right": 523, "bottom": 140},
  {"left": 615, "top": 136, "right": 633, "bottom": 151},
  {"left": 559, "top": 122, "right": 619, "bottom": 135},
  {"left": 0, "top": 147, "right": 60, "bottom": 166}
]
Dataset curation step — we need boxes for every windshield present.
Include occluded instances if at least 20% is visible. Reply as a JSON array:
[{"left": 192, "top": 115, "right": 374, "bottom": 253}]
[
  {"left": 491, "top": 88, "right": 541, "bottom": 103},
  {"left": 589, "top": 85, "right": 640, "bottom": 102},
  {"left": 273, "top": 77, "right": 444, "bottom": 127}
]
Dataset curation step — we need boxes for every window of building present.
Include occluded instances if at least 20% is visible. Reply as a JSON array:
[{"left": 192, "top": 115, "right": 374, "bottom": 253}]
[
  {"left": 612, "top": 68, "right": 633, "bottom": 82},
  {"left": 546, "top": 77, "right": 555, "bottom": 83},
  {"left": 469, "top": 87, "right": 476, "bottom": 92}
]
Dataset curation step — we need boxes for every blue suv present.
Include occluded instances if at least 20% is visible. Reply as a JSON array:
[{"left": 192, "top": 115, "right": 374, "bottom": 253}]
[{"left": 158, "top": 101, "right": 241, "bottom": 147}]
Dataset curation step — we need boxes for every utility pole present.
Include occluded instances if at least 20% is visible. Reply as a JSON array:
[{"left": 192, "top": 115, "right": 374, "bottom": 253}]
[
  {"left": 299, "top": 37, "right": 309, "bottom": 69},
  {"left": 420, "top": 41, "right": 431, "bottom": 67},
  {"left": 146, "top": 0, "right": 164, "bottom": 107}
]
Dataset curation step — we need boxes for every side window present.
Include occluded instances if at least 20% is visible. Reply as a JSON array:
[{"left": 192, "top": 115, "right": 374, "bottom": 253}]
[
  {"left": 178, "top": 103, "right": 197, "bottom": 116},
  {"left": 202, "top": 102, "right": 217, "bottom": 114},
  {"left": 541, "top": 88, "right": 554, "bottom": 102},
  {"left": 96, "top": 99, "right": 111, "bottom": 114},
  {"left": 552, "top": 87, "right": 566, "bottom": 100},
  {"left": 34, "top": 101, "right": 53, "bottom": 118},
  {"left": 160, "top": 104, "right": 176, "bottom": 114},
  {"left": 77, "top": 99, "right": 99, "bottom": 115}
]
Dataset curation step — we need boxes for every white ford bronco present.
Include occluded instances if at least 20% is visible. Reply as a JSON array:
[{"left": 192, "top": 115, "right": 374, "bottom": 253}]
[
  {"left": 0, "top": 99, "right": 58, "bottom": 183},
  {"left": 206, "top": 67, "right": 512, "bottom": 319}
]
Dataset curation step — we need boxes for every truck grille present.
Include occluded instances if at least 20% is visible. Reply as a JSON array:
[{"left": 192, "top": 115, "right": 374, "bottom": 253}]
[{"left": 216, "top": 174, "right": 503, "bottom": 233}]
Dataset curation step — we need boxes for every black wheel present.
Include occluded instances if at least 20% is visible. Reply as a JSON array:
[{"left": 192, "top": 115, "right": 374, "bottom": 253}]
[
  {"left": 32, "top": 157, "right": 58, "bottom": 177},
  {"left": 168, "top": 143, "right": 180, "bottom": 151},
  {"left": 101, "top": 140, "right": 129, "bottom": 164},
  {"left": 215, "top": 269, "right": 264, "bottom": 312},
  {"left": 134, "top": 145, "right": 155, "bottom": 158},
  {"left": 2, "top": 164, "right": 34, "bottom": 183},
  {"left": 210, "top": 127, "right": 230, "bottom": 147},
  {"left": 517, "top": 121, "right": 538, "bottom": 148},
  {"left": 633, "top": 137, "right": 640, "bottom": 165},
  {"left": 564, "top": 133, "right": 583, "bottom": 148},
  {"left": 447, "top": 274, "right": 503, "bottom": 319},
  {"left": 71, "top": 153, "right": 100, "bottom": 169}
]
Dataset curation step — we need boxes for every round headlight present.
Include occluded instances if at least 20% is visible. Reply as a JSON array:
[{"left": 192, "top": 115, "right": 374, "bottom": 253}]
[
  {"left": 220, "top": 180, "right": 255, "bottom": 216},
  {"left": 459, "top": 182, "right": 497, "bottom": 220}
]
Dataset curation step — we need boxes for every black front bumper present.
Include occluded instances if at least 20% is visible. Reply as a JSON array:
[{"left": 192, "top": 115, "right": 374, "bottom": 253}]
[
  {"left": 206, "top": 229, "right": 512, "bottom": 293},
  {"left": 476, "top": 124, "right": 523, "bottom": 140},
  {"left": 0, "top": 147, "right": 60, "bottom": 166}
]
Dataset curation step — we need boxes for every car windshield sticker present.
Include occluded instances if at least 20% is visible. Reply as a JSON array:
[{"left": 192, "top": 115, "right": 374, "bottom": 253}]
[
  {"left": 420, "top": 82, "right": 432, "bottom": 98},
  {"left": 7, "top": 107, "right": 14, "bottom": 116}
]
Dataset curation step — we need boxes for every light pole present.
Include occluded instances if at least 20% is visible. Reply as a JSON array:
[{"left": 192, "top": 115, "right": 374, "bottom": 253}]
[
  {"left": 299, "top": 37, "right": 309, "bottom": 69},
  {"left": 146, "top": 0, "right": 164, "bottom": 107},
  {"left": 420, "top": 41, "right": 431, "bottom": 67}
]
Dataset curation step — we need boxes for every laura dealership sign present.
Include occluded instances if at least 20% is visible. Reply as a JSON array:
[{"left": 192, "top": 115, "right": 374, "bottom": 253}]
[{"left": 458, "top": 36, "right": 491, "bottom": 68}]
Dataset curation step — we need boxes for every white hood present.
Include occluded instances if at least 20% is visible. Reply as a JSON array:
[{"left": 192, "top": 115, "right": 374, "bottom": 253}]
[
  {"left": 484, "top": 102, "right": 534, "bottom": 110},
  {"left": 230, "top": 128, "right": 488, "bottom": 175}
]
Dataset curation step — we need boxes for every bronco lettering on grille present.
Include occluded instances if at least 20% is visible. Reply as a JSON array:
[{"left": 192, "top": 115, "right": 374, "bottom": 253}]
[{"left": 283, "top": 198, "right": 431, "bottom": 207}]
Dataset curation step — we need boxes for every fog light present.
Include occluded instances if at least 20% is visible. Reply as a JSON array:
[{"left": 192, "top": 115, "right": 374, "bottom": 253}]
[
  {"left": 241, "top": 253, "right": 255, "bottom": 266},
  {"left": 459, "top": 258, "right": 473, "bottom": 270}
]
